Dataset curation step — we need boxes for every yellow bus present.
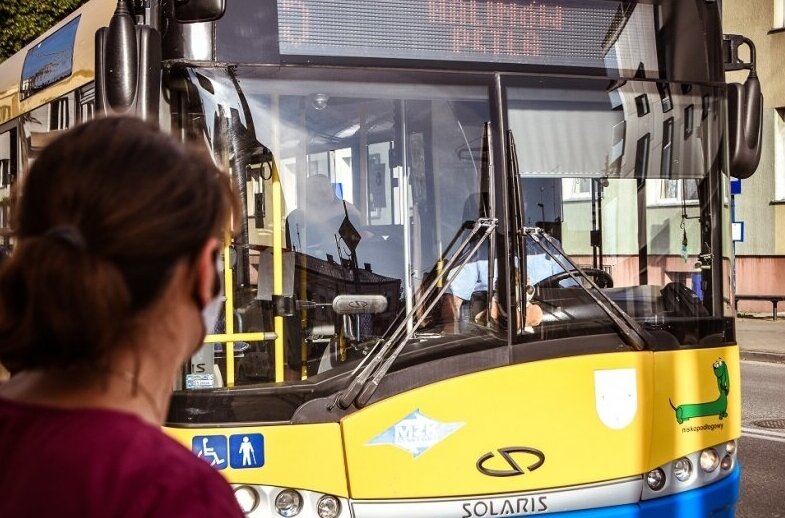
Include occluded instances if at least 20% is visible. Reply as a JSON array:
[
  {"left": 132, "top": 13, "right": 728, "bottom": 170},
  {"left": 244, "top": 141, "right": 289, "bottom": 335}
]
[{"left": 0, "top": 1, "right": 764, "bottom": 516}]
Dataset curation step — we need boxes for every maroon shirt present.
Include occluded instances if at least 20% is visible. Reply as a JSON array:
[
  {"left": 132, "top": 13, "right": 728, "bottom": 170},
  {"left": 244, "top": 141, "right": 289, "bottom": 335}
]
[{"left": 0, "top": 397, "right": 243, "bottom": 518}]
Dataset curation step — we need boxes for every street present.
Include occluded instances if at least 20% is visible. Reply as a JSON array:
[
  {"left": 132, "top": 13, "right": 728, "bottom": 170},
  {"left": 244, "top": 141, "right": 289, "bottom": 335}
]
[{"left": 738, "top": 360, "right": 785, "bottom": 517}]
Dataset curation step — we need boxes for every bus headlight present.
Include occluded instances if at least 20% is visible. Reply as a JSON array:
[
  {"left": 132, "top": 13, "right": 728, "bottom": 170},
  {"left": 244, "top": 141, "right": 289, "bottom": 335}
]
[
  {"left": 233, "top": 485, "right": 259, "bottom": 514},
  {"left": 317, "top": 495, "right": 342, "bottom": 518},
  {"left": 725, "top": 440, "right": 737, "bottom": 455},
  {"left": 673, "top": 457, "right": 692, "bottom": 482},
  {"left": 643, "top": 441, "right": 738, "bottom": 501},
  {"left": 275, "top": 489, "right": 303, "bottom": 517},
  {"left": 645, "top": 468, "right": 666, "bottom": 490},
  {"left": 699, "top": 448, "right": 720, "bottom": 472}
]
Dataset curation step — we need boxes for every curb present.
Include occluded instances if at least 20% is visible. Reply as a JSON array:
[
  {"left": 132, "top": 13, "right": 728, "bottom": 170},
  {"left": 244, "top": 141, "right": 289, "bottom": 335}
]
[{"left": 741, "top": 351, "right": 785, "bottom": 364}]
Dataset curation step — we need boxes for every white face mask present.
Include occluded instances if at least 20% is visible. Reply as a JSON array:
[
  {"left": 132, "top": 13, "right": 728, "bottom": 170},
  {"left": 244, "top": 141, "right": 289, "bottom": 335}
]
[
  {"left": 199, "top": 253, "right": 225, "bottom": 338},
  {"left": 201, "top": 293, "right": 224, "bottom": 336}
]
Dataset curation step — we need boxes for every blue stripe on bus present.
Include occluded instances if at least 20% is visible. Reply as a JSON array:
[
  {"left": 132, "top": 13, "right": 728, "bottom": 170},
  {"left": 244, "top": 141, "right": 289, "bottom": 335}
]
[{"left": 532, "top": 465, "right": 740, "bottom": 518}]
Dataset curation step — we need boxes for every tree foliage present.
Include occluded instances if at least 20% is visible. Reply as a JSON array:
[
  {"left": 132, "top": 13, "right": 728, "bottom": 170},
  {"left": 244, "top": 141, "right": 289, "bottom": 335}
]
[{"left": 0, "top": 0, "right": 89, "bottom": 61}]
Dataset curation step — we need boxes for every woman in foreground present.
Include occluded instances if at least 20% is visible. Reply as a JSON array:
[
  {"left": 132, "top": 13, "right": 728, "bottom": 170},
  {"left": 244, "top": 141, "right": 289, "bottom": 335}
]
[{"left": 0, "top": 117, "right": 244, "bottom": 517}]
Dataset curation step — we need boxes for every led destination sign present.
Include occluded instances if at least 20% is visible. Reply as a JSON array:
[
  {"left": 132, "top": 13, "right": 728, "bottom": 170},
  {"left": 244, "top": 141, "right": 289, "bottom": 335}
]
[{"left": 277, "top": 0, "right": 641, "bottom": 69}]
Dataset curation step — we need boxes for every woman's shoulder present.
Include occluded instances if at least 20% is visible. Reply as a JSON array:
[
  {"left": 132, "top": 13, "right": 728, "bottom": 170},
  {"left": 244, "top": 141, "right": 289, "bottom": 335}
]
[
  {"left": 92, "top": 414, "right": 243, "bottom": 516},
  {"left": 118, "top": 427, "right": 244, "bottom": 517},
  {"left": 92, "top": 413, "right": 244, "bottom": 517},
  {"left": 0, "top": 400, "right": 243, "bottom": 517}
]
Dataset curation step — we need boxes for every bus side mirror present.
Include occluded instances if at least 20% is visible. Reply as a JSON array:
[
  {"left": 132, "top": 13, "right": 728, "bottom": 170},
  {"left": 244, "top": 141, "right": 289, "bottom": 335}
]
[
  {"left": 95, "top": 1, "right": 161, "bottom": 122},
  {"left": 173, "top": 0, "right": 226, "bottom": 23},
  {"left": 724, "top": 34, "right": 763, "bottom": 179},
  {"left": 728, "top": 75, "right": 763, "bottom": 180}
]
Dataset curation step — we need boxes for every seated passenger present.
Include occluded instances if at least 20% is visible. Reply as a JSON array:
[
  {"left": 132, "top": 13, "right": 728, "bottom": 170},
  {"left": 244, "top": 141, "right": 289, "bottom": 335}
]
[{"left": 286, "top": 174, "right": 364, "bottom": 256}]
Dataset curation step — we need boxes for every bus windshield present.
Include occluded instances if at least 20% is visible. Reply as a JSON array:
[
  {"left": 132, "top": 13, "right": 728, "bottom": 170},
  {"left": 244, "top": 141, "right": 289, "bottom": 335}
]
[{"left": 175, "top": 66, "right": 732, "bottom": 397}]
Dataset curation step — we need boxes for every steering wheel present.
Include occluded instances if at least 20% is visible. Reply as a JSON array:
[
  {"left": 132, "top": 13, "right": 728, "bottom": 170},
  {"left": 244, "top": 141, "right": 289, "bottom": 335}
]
[{"left": 535, "top": 268, "right": 614, "bottom": 289}]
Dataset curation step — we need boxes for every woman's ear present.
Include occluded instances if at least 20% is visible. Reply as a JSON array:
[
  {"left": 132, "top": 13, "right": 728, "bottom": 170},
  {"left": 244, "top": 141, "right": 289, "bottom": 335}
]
[{"left": 194, "top": 238, "right": 221, "bottom": 308}]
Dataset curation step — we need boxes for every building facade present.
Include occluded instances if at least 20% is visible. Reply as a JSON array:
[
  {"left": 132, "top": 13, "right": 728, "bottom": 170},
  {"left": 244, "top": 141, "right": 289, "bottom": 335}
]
[{"left": 724, "top": 0, "right": 785, "bottom": 313}]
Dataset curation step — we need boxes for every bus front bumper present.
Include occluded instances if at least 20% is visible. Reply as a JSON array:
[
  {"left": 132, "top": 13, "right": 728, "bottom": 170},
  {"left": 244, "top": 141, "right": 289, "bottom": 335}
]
[{"left": 544, "top": 464, "right": 740, "bottom": 518}]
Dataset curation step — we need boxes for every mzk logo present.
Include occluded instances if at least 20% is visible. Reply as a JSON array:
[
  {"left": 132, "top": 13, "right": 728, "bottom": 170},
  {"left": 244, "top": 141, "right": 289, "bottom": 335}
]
[
  {"left": 669, "top": 360, "right": 730, "bottom": 424},
  {"left": 368, "top": 409, "right": 463, "bottom": 457}
]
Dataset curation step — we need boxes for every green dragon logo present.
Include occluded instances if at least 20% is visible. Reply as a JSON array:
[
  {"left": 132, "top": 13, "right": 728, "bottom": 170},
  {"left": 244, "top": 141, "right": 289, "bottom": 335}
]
[{"left": 669, "top": 359, "right": 729, "bottom": 424}]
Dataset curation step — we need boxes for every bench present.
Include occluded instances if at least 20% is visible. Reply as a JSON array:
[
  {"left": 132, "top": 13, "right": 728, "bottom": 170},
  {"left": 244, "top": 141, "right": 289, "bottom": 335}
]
[{"left": 735, "top": 295, "right": 785, "bottom": 321}]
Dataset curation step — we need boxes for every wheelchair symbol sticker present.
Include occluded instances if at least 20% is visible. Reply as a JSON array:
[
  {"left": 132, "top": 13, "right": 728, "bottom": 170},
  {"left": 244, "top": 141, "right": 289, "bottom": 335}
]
[
  {"left": 193, "top": 435, "right": 227, "bottom": 470},
  {"left": 230, "top": 434, "right": 265, "bottom": 469}
]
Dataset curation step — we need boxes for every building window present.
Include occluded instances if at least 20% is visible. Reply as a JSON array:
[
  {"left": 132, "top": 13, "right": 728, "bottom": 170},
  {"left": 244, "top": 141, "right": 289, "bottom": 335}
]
[
  {"left": 0, "top": 129, "right": 17, "bottom": 186},
  {"left": 653, "top": 179, "right": 699, "bottom": 206},
  {"left": 775, "top": 108, "right": 785, "bottom": 201},
  {"left": 775, "top": 0, "right": 785, "bottom": 29},
  {"left": 562, "top": 178, "right": 593, "bottom": 201},
  {"left": 635, "top": 94, "right": 650, "bottom": 117},
  {"left": 0, "top": 129, "right": 17, "bottom": 234},
  {"left": 702, "top": 94, "right": 711, "bottom": 121},
  {"left": 684, "top": 105, "right": 694, "bottom": 139},
  {"left": 657, "top": 82, "right": 673, "bottom": 113},
  {"left": 78, "top": 84, "right": 96, "bottom": 123},
  {"left": 660, "top": 117, "right": 674, "bottom": 178},
  {"left": 634, "top": 133, "right": 650, "bottom": 178},
  {"left": 49, "top": 98, "right": 70, "bottom": 130}
]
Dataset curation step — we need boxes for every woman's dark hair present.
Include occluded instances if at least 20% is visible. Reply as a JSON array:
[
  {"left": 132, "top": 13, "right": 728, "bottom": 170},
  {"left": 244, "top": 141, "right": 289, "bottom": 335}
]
[{"left": 0, "top": 117, "right": 237, "bottom": 373}]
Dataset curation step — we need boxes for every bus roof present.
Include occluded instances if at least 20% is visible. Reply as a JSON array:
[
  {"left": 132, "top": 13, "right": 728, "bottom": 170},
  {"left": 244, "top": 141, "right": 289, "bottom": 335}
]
[{"left": 0, "top": 0, "right": 114, "bottom": 126}]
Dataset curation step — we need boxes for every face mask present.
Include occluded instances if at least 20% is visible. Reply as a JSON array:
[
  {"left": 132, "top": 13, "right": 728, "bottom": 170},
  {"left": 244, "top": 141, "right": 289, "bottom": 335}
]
[
  {"left": 201, "top": 292, "right": 224, "bottom": 336},
  {"left": 196, "top": 252, "right": 224, "bottom": 340}
]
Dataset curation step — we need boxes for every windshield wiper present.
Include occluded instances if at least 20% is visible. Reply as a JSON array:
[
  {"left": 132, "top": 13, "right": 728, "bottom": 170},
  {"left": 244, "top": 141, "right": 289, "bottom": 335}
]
[
  {"left": 526, "top": 228, "right": 650, "bottom": 351},
  {"left": 332, "top": 121, "right": 497, "bottom": 410},
  {"left": 331, "top": 216, "right": 498, "bottom": 410}
]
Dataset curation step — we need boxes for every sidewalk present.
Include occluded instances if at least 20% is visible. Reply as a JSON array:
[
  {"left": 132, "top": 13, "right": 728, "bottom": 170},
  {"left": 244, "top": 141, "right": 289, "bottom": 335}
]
[{"left": 737, "top": 316, "right": 785, "bottom": 363}]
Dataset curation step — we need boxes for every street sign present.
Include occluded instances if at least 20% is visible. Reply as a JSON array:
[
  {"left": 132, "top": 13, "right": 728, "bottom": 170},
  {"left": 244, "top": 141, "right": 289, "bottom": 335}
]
[
  {"left": 732, "top": 221, "right": 744, "bottom": 242},
  {"left": 730, "top": 178, "right": 742, "bottom": 196}
]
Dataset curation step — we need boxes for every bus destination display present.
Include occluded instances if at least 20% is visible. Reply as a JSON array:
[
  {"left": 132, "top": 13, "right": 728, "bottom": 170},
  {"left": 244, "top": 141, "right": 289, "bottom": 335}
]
[{"left": 277, "top": 0, "right": 630, "bottom": 69}]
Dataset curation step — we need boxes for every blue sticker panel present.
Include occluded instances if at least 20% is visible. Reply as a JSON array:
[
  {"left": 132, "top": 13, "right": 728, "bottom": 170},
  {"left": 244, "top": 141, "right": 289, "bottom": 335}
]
[
  {"left": 192, "top": 435, "right": 228, "bottom": 470},
  {"left": 229, "top": 434, "right": 265, "bottom": 469}
]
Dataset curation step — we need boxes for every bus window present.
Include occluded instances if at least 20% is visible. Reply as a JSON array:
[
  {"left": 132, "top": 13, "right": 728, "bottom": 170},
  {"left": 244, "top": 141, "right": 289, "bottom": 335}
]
[
  {"left": 22, "top": 95, "right": 75, "bottom": 167},
  {"left": 77, "top": 85, "right": 96, "bottom": 123},
  {"left": 508, "top": 76, "right": 730, "bottom": 346},
  {"left": 0, "top": 128, "right": 17, "bottom": 250}
]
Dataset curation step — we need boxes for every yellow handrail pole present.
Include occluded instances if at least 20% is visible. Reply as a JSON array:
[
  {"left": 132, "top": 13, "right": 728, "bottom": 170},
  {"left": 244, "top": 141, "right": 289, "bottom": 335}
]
[
  {"left": 204, "top": 332, "right": 277, "bottom": 343},
  {"left": 223, "top": 237, "right": 236, "bottom": 387},
  {"left": 272, "top": 161, "right": 285, "bottom": 382}
]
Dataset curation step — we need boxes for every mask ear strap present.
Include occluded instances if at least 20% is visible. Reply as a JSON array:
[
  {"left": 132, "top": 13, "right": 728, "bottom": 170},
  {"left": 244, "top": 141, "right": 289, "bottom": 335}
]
[
  {"left": 211, "top": 249, "right": 221, "bottom": 297},
  {"left": 193, "top": 249, "right": 221, "bottom": 311}
]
